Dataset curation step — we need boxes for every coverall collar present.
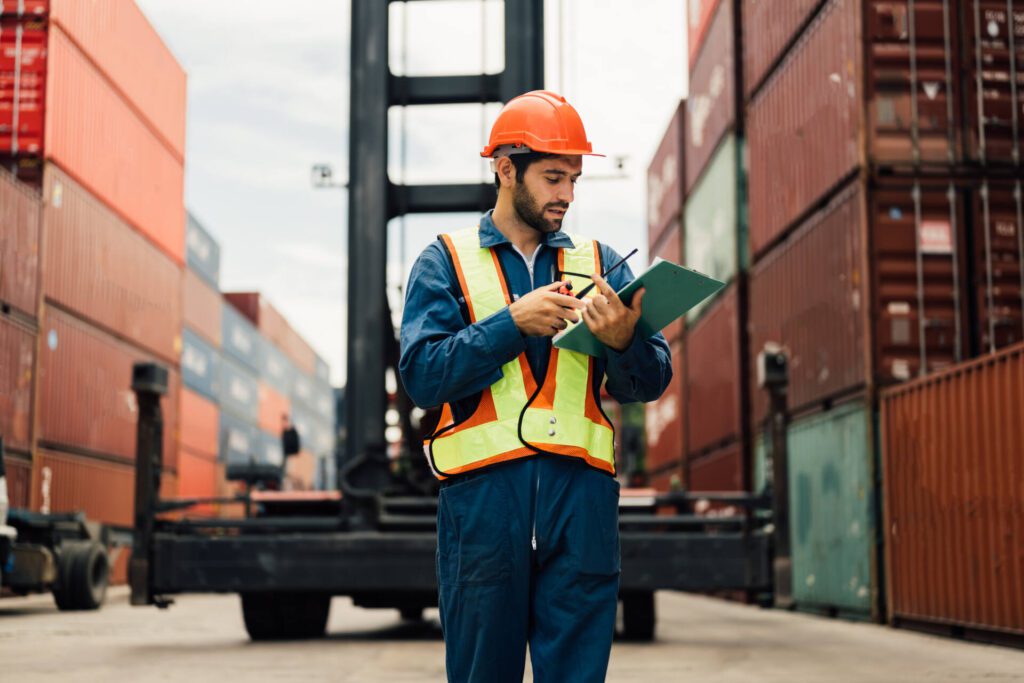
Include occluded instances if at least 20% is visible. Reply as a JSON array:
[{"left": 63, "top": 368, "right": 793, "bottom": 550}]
[{"left": 479, "top": 209, "right": 577, "bottom": 250}]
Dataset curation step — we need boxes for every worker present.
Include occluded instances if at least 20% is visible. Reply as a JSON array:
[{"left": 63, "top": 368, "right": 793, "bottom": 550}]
[{"left": 399, "top": 90, "right": 672, "bottom": 683}]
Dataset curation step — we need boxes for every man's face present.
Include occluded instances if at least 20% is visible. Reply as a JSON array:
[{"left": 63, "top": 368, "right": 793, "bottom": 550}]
[{"left": 512, "top": 155, "right": 583, "bottom": 234}]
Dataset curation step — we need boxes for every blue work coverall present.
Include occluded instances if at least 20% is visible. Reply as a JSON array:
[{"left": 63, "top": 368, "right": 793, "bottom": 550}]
[{"left": 399, "top": 212, "right": 672, "bottom": 683}]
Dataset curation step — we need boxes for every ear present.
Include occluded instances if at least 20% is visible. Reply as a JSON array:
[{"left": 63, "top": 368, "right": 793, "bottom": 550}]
[{"left": 495, "top": 156, "right": 516, "bottom": 189}]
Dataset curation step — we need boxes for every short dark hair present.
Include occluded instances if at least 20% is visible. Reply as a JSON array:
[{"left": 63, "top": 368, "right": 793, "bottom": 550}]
[{"left": 493, "top": 152, "right": 560, "bottom": 189}]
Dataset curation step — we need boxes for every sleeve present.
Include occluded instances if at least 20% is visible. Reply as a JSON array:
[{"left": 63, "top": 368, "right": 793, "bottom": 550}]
[
  {"left": 398, "top": 241, "right": 527, "bottom": 409},
  {"left": 599, "top": 243, "right": 674, "bottom": 404}
]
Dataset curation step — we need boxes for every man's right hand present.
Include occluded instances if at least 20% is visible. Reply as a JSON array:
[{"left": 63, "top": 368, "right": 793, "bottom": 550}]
[{"left": 509, "top": 281, "right": 586, "bottom": 337}]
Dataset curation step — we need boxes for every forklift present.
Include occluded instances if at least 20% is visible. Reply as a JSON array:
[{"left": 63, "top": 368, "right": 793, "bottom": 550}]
[{"left": 128, "top": 0, "right": 779, "bottom": 641}]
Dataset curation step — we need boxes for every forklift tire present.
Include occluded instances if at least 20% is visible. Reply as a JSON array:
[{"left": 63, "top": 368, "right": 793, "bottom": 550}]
[
  {"left": 619, "top": 591, "right": 656, "bottom": 642},
  {"left": 53, "top": 541, "right": 109, "bottom": 611},
  {"left": 241, "top": 592, "right": 331, "bottom": 641}
]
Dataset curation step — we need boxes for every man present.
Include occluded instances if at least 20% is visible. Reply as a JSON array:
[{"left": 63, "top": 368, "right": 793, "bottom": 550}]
[{"left": 399, "top": 90, "right": 672, "bottom": 682}]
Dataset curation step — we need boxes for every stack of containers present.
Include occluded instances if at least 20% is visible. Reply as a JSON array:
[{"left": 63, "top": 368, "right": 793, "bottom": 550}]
[
  {"left": 683, "top": 0, "right": 750, "bottom": 494},
  {"left": 643, "top": 102, "right": 686, "bottom": 488},
  {"left": 220, "top": 298, "right": 274, "bottom": 472},
  {"left": 742, "top": 0, "right": 1023, "bottom": 620},
  {"left": 0, "top": 2, "right": 187, "bottom": 552}
]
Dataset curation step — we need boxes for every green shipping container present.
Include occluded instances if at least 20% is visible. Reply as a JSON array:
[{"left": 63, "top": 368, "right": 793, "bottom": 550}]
[{"left": 683, "top": 133, "right": 747, "bottom": 320}]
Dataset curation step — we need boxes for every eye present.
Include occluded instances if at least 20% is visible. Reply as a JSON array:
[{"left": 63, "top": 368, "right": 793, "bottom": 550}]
[{"left": 545, "top": 177, "right": 559, "bottom": 185}]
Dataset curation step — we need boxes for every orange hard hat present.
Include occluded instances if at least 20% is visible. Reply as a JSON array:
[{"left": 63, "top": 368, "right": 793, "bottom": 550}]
[{"left": 481, "top": 90, "right": 603, "bottom": 158}]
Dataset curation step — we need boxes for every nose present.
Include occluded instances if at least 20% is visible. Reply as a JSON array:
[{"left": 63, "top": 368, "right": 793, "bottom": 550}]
[{"left": 557, "top": 179, "right": 574, "bottom": 205}]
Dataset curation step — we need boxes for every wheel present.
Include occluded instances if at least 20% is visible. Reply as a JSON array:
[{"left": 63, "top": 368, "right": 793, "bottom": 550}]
[
  {"left": 241, "top": 592, "right": 331, "bottom": 641},
  {"left": 619, "top": 591, "right": 656, "bottom": 642},
  {"left": 53, "top": 541, "right": 109, "bottom": 611},
  {"left": 399, "top": 606, "right": 424, "bottom": 622}
]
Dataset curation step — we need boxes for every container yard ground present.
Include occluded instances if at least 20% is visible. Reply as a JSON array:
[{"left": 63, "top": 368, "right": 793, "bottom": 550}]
[{"left": 2, "top": 589, "right": 1023, "bottom": 682}]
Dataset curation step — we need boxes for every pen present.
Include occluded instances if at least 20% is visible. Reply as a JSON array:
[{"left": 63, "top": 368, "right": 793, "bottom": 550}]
[{"left": 575, "top": 248, "right": 638, "bottom": 299}]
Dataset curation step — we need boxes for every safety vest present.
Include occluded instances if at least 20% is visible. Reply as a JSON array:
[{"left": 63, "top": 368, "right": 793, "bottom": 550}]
[{"left": 425, "top": 227, "right": 616, "bottom": 480}]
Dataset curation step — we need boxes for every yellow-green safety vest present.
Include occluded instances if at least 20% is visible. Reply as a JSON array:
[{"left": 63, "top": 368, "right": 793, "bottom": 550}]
[{"left": 426, "top": 227, "right": 616, "bottom": 480}]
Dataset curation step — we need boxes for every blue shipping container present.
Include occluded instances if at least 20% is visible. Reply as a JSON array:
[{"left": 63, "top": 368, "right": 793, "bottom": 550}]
[
  {"left": 219, "top": 411, "right": 259, "bottom": 465},
  {"left": 222, "top": 303, "right": 262, "bottom": 372},
  {"left": 218, "top": 354, "right": 259, "bottom": 423},
  {"left": 185, "top": 212, "right": 221, "bottom": 288},
  {"left": 261, "top": 338, "right": 295, "bottom": 396},
  {"left": 180, "top": 328, "right": 220, "bottom": 402}
]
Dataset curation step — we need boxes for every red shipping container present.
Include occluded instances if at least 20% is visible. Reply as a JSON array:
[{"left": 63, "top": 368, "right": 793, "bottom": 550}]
[
  {"left": 747, "top": 0, "right": 962, "bottom": 258},
  {"left": 687, "top": 440, "right": 744, "bottom": 492},
  {"left": 48, "top": 0, "right": 187, "bottom": 161},
  {"left": 37, "top": 306, "right": 180, "bottom": 465},
  {"left": 649, "top": 226, "right": 683, "bottom": 344},
  {"left": 224, "top": 292, "right": 318, "bottom": 375},
  {"left": 647, "top": 102, "right": 684, "bottom": 251},
  {"left": 0, "top": 313, "right": 33, "bottom": 453},
  {"left": 184, "top": 268, "right": 221, "bottom": 348},
  {"left": 742, "top": 0, "right": 822, "bottom": 99},
  {"left": 2, "top": 454, "right": 30, "bottom": 508},
  {"left": 748, "top": 179, "right": 970, "bottom": 426},
  {"left": 688, "top": 0, "right": 724, "bottom": 66},
  {"left": 177, "top": 448, "right": 217, "bottom": 516},
  {"left": 179, "top": 387, "right": 218, "bottom": 460},
  {"left": 686, "top": 284, "right": 743, "bottom": 456},
  {"left": 685, "top": 0, "right": 736, "bottom": 194},
  {"left": 0, "top": 165, "right": 40, "bottom": 317},
  {"left": 31, "top": 448, "right": 134, "bottom": 527},
  {"left": 43, "top": 24, "right": 185, "bottom": 264},
  {"left": 881, "top": 343, "right": 1024, "bottom": 636},
  {"left": 258, "top": 381, "right": 291, "bottom": 435},
  {"left": 42, "top": 164, "right": 182, "bottom": 363},
  {"left": 973, "top": 180, "right": 1024, "bottom": 354},
  {"left": 648, "top": 463, "right": 683, "bottom": 493},
  {"left": 0, "top": 2, "right": 47, "bottom": 17},
  {"left": 644, "top": 340, "right": 685, "bottom": 472},
  {"left": 0, "top": 18, "right": 46, "bottom": 155}
]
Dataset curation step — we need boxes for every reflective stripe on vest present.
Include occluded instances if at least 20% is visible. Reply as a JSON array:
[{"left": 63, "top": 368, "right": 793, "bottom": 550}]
[{"left": 426, "top": 227, "right": 615, "bottom": 480}]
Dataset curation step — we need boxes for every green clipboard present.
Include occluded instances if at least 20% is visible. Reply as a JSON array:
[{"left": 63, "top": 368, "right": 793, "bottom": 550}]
[{"left": 553, "top": 259, "right": 725, "bottom": 358}]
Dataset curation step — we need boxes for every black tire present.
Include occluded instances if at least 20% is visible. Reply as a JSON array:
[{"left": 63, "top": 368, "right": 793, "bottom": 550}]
[
  {"left": 620, "top": 591, "right": 656, "bottom": 642},
  {"left": 241, "top": 592, "right": 331, "bottom": 641},
  {"left": 53, "top": 541, "right": 109, "bottom": 611},
  {"left": 399, "top": 606, "right": 424, "bottom": 622}
]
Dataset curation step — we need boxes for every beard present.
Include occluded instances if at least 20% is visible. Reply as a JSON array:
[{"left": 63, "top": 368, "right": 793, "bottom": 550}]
[{"left": 513, "top": 182, "right": 569, "bottom": 234}]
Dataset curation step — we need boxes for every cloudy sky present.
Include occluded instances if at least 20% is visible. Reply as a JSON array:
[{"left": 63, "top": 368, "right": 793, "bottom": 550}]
[{"left": 137, "top": 0, "right": 687, "bottom": 386}]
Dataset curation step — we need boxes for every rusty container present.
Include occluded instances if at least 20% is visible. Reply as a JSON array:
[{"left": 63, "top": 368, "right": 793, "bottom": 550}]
[
  {"left": 183, "top": 268, "right": 221, "bottom": 348},
  {"left": 48, "top": 0, "right": 187, "bottom": 161},
  {"left": 258, "top": 381, "right": 291, "bottom": 435},
  {"left": 972, "top": 179, "right": 1024, "bottom": 354},
  {"left": 644, "top": 340, "right": 685, "bottom": 472},
  {"left": 649, "top": 225, "right": 684, "bottom": 344},
  {"left": 224, "top": 292, "right": 318, "bottom": 375},
  {"left": 0, "top": 312, "right": 35, "bottom": 453},
  {"left": 0, "top": 166, "right": 41, "bottom": 317},
  {"left": 41, "top": 164, "right": 182, "bottom": 363},
  {"left": 961, "top": 1, "right": 1024, "bottom": 166},
  {"left": 742, "top": 0, "right": 823, "bottom": 99},
  {"left": 686, "top": 0, "right": 737, "bottom": 194},
  {"left": 686, "top": 284, "right": 744, "bottom": 457},
  {"left": 687, "top": 440, "right": 744, "bottom": 492},
  {"left": 31, "top": 448, "right": 134, "bottom": 527},
  {"left": 37, "top": 306, "right": 180, "bottom": 465},
  {"left": 42, "top": 24, "right": 185, "bottom": 264},
  {"left": 647, "top": 101, "right": 685, "bottom": 252},
  {"left": 881, "top": 343, "right": 1024, "bottom": 635},
  {"left": 747, "top": 0, "right": 963, "bottom": 258},
  {"left": 180, "top": 387, "right": 218, "bottom": 460},
  {"left": 177, "top": 448, "right": 217, "bottom": 516},
  {"left": 748, "top": 177, "right": 970, "bottom": 426},
  {"left": 689, "top": 0, "right": 725, "bottom": 66},
  {"left": 2, "top": 453, "right": 30, "bottom": 508}
]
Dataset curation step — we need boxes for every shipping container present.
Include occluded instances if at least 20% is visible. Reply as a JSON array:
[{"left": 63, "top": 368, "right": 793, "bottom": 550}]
[
  {"left": 258, "top": 381, "right": 290, "bottom": 435},
  {"left": 0, "top": 312, "right": 34, "bottom": 453},
  {"left": 221, "top": 301, "right": 261, "bottom": 373},
  {"left": 0, "top": 166, "right": 40, "bottom": 317},
  {"left": 962, "top": 0, "right": 1024, "bottom": 166},
  {"left": 218, "top": 353, "right": 259, "bottom": 424},
  {"left": 747, "top": 0, "right": 963, "bottom": 258},
  {"left": 177, "top": 448, "right": 217, "bottom": 516},
  {"left": 257, "top": 430, "right": 284, "bottom": 468},
  {"left": 292, "top": 372, "right": 315, "bottom": 412},
  {"left": 285, "top": 450, "right": 316, "bottom": 490},
  {"left": 185, "top": 212, "right": 220, "bottom": 288},
  {"left": 748, "top": 178, "right": 974, "bottom": 426},
  {"left": 686, "top": 0, "right": 736, "bottom": 193},
  {"left": 684, "top": 134, "right": 744, "bottom": 309},
  {"left": 787, "top": 399, "right": 876, "bottom": 617},
  {"left": 687, "top": 440, "right": 744, "bottom": 492},
  {"left": 31, "top": 448, "right": 134, "bottom": 527},
  {"left": 218, "top": 411, "right": 258, "bottom": 465},
  {"left": 688, "top": 0, "right": 724, "bottom": 66},
  {"left": 644, "top": 340, "right": 684, "bottom": 472},
  {"left": 314, "top": 354, "right": 330, "bottom": 384},
  {"left": 971, "top": 179, "right": 1024, "bottom": 353},
  {"left": 2, "top": 453, "right": 30, "bottom": 508},
  {"left": 46, "top": 0, "right": 187, "bottom": 160},
  {"left": 0, "top": 17, "right": 46, "bottom": 155},
  {"left": 289, "top": 404, "right": 315, "bottom": 455},
  {"left": 183, "top": 268, "right": 221, "bottom": 348},
  {"left": 261, "top": 338, "right": 294, "bottom": 397},
  {"left": 742, "top": 0, "right": 823, "bottom": 99},
  {"left": 881, "top": 343, "right": 1024, "bottom": 636},
  {"left": 179, "top": 387, "right": 218, "bottom": 460},
  {"left": 648, "top": 463, "right": 683, "bottom": 493},
  {"left": 41, "top": 24, "right": 185, "bottom": 263},
  {"left": 686, "top": 284, "right": 745, "bottom": 456},
  {"left": 37, "top": 306, "right": 180, "bottom": 464},
  {"left": 310, "top": 380, "right": 335, "bottom": 424},
  {"left": 647, "top": 101, "right": 685, "bottom": 250},
  {"left": 224, "top": 292, "right": 318, "bottom": 375},
  {"left": 41, "top": 164, "right": 182, "bottom": 363},
  {"left": 0, "top": 2, "right": 47, "bottom": 17},
  {"left": 180, "top": 328, "right": 220, "bottom": 403}
]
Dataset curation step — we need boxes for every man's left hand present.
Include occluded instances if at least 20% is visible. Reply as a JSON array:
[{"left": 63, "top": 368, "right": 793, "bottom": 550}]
[{"left": 580, "top": 273, "right": 645, "bottom": 353}]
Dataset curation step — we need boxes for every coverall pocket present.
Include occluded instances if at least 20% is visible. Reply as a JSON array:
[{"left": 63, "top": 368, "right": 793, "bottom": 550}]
[
  {"left": 577, "top": 474, "right": 621, "bottom": 576},
  {"left": 437, "top": 475, "right": 513, "bottom": 586}
]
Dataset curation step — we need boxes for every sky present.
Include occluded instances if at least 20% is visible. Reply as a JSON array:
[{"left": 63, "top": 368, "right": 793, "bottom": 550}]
[{"left": 137, "top": 0, "right": 688, "bottom": 386}]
